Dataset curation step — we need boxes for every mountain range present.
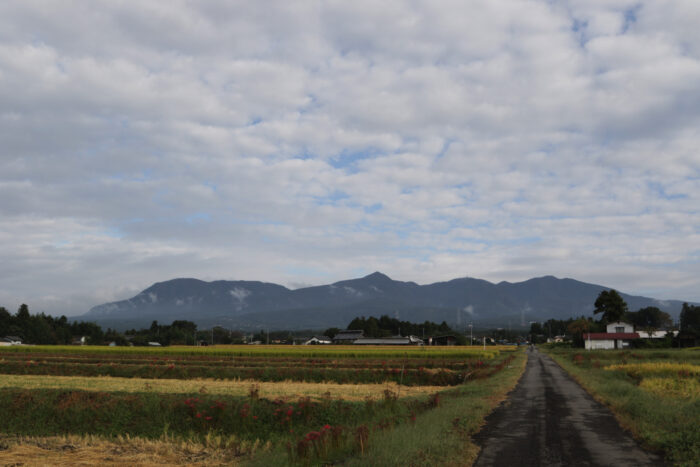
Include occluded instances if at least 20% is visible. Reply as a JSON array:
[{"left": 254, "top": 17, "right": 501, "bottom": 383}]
[{"left": 80, "top": 272, "right": 692, "bottom": 331}]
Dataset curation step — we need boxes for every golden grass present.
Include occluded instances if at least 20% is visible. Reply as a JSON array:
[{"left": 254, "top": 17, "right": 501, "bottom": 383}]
[
  {"left": 638, "top": 377, "right": 700, "bottom": 399},
  {"left": 604, "top": 362, "right": 700, "bottom": 377},
  {"left": 0, "top": 433, "right": 267, "bottom": 466},
  {"left": 0, "top": 374, "right": 444, "bottom": 401}
]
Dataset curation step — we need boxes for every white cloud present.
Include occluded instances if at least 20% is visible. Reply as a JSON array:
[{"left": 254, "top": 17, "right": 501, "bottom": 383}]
[{"left": 0, "top": 1, "right": 698, "bottom": 316}]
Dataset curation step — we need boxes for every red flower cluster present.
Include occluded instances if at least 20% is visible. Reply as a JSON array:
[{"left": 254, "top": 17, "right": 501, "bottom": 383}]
[
  {"left": 183, "top": 397, "right": 200, "bottom": 408},
  {"left": 183, "top": 397, "right": 224, "bottom": 424},
  {"left": 240, "top": 402, "right": 250, "bottom": 418}
]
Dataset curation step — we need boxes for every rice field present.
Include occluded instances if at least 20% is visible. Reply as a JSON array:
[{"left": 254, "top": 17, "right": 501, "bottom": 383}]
[
  {"left": 0, "top": 345, "right": 512, "bottom": 386},
  {"left": 0, "top": 344, "right": 524, "bottom": 465},
  {"left": 0, "top": 344, "right": 505, "bottom": 359}
]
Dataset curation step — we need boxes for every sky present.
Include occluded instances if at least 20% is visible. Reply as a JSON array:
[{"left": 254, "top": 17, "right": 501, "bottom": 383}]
[{"left": 1, "top": 0, "right": 699, "bottom": 317}]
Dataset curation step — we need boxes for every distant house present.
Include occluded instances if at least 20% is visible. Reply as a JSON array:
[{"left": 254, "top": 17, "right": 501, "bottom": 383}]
[
  {"left": 638, "top": 330, "right": 678, "bottom": 339},
  {"left": 303, "top": 335, "right": 333, "bottom": 345},
  {"left": 428, "top": 335, "right": 457, "bottom": 346},
  {"left": 354, "top": 335, "right": 424, "bottom": 346},
  {"left": 147, "top": 341, "right": 162, "bottom": 347},
  {"left": 584, "top": 321, "right": 639, "bottom": 350},
  {"left": 332, "top": 330, "right": 364, "bottom": 344},
  {"left": 0, "top": 336, "right": 22, "bottom": 346}
]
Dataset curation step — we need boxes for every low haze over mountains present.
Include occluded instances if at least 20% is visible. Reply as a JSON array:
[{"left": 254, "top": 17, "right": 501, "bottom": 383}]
[{"left": 81, "top": 273, "right": 691, "bottom": 331}]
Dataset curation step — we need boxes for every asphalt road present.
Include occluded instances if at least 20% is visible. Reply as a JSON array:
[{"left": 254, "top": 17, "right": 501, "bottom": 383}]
[{"left": 473, "top": 346, "right": 663, "bottom": 466}]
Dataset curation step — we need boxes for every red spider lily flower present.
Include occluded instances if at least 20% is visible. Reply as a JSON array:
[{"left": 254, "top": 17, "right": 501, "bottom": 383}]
[
  {"left": 205, "top": 416, "right": 213, "bottom": 421},
  {"left": 195, "top": 413, "right": 202, "bottom": 418}
]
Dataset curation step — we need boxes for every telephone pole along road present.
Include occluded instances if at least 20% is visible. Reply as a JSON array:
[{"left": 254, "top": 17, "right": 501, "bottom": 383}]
[{"left": 473, "top": 347, "right": 663, "bottom": 466}]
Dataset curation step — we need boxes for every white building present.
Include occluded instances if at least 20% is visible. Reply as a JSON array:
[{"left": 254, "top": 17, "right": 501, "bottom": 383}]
[
  {"left": 0, "top": 336, "right": 22, "bottom": 346},
  {"left": 584, "top": 322, "right": 639, "bottom": 350},
  {"left": 303, "top": 335, "right": 332, "bottom": 345}
]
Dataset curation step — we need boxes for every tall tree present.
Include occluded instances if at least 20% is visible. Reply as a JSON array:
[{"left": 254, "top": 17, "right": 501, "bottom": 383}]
[{"left": 593, "top": 289, "right": 628, "bottom": 323}]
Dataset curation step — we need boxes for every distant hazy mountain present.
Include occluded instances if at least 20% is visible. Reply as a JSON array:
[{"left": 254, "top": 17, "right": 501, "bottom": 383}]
[{"left": 81, "top": 272, "right": 692, "bottom": 331}]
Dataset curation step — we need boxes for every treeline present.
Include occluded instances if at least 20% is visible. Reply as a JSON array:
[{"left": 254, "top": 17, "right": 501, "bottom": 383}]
[
  {"left": 529, "top": 316, "right": 600, "bottom": 345},
  {"left": 330, "top": 315, "right": 457, "bottom": 340},
  {"left": 529, "top": 306, "right": 675, "bottom": 342},
  {"left": 530, "top": 298, "right": 700, "bottom": 347},
  {"left": 0, "top": 304, "right": 206, "bottom": 346},
  {"left": 0, "top": 304, "right": 107, "bottom": 345}
]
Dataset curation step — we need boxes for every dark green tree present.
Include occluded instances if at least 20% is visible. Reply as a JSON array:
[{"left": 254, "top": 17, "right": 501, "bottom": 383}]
[
  {"left": 594, "top": 290, "right": 628, "bottom": 323},
  {"left": 680, "top": 303, "right": 700, "bottom": 337},
  {"left": 0, "top": 307, "right": 11, "bottom": 336},
  {"left": 626, "top": 307, "right": 672, "bottom": 336}
]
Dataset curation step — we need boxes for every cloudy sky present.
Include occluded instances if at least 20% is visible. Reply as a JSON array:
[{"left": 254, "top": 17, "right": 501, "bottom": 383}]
[{"left": 1, "top": 1, "right": 699, "bottom": 316}]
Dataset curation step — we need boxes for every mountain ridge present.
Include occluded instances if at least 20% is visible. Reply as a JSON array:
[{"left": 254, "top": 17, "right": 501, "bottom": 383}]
[{"left": 82, "top": 273, "right": 693, "bottom": 331}]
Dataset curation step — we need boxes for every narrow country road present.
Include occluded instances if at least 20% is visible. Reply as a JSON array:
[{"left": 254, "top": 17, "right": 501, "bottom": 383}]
[{"left": 473, "top": 346, "right": 663, "bottom": 466}]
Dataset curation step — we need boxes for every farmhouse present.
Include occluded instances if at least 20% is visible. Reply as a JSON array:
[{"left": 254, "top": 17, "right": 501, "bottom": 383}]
[
  {"left": 332, "top": 330, "right": 364, "bottom": 344},
  {"left": 584, "top": 321, "right": 639, "bottom": 350}
]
